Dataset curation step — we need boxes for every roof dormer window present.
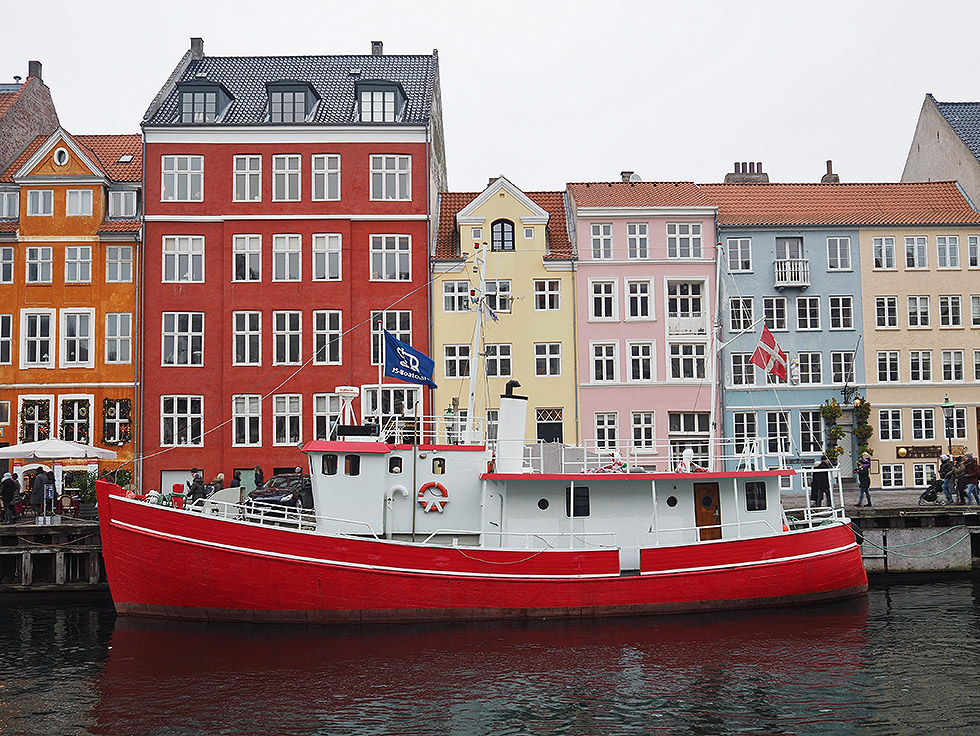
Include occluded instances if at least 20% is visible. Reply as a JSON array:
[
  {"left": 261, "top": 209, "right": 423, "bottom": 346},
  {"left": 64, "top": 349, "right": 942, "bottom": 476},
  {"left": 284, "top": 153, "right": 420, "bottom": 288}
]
[
  {"left": 177, "top": 80, "right": 232, "bottom": 123},
  {"left": 357, "top": 82, "right": 406, "bottom": 123},
  {"left": 266, "top": 82, "right": 318, "bottom": 123}
]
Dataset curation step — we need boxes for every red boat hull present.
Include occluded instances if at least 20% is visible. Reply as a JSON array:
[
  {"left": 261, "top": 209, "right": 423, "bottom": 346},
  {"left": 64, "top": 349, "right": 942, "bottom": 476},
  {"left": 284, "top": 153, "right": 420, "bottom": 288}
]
[{"left": 97, "top": 481, "right": 868, "bottom": 623}]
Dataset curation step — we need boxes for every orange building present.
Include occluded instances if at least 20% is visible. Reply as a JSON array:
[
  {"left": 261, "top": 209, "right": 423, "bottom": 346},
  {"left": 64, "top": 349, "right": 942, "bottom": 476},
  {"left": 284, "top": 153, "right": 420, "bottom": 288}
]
[{"left": 0, "top": 129, "right": 141, "bottom": 488}]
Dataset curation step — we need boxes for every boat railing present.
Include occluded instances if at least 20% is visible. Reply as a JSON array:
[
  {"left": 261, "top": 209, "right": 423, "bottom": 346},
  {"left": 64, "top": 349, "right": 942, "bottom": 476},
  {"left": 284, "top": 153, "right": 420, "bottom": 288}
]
[
  {"left": 355, "top": 413, "right": 487, "bottom": 446},
  {"left": 190, "top": 498, "right": 382, "bottom": 538},
  {"left": 650, "top": 517, "right": 783, "bottom": 545},
  {"left": 420, "top": 528, "right": 617, "bottom": 550}
]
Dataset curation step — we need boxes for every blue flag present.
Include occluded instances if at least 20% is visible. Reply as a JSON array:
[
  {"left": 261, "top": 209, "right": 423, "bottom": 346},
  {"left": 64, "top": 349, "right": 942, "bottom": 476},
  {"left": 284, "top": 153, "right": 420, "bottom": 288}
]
[{"left": 383, "top": 331, "right": 437, "bottom": 388}]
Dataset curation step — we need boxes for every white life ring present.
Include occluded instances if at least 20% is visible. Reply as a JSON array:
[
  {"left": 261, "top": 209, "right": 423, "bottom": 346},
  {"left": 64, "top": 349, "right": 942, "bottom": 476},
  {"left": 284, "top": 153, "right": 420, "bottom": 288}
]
[{"left": 418, "top": 481, "right": 449, "bottom": 513}]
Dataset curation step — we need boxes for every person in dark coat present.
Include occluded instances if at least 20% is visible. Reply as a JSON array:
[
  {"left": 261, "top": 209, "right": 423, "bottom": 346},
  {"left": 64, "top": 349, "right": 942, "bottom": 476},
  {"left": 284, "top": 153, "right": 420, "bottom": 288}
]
[
  {"left": 810, "top": 455, "right": 833, "bottom": 507},
  {"left": 855, "top": 452, "right": 872, "bottom": 506},
  {"left": 938, "top": 454, "right": 954, "bottom": 503},
  {"left": 31, "top": 470, "right": 48, "bottom": 515},
  {"left": 253, "top": 465, "right": 264, "bottom": 490},
  {"left": 2, "top": 472, "right": 17, "bottom": 523},
  {"left": 953, "top": 457, "right": 967, "bottom": 505},
  {"left": 185, "top": 471, "right": 206, "bottom": 504},
  {"left": 230, "top": 470, "right": 241, "bottom": 489},
  {"left": 964, "top": 454, "right": 980, "bottom": 505}
]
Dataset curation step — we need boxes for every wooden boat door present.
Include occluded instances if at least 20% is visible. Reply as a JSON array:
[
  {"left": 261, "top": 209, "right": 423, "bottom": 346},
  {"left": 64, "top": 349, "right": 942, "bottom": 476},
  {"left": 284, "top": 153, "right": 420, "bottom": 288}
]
[{"left": 694, "top": 482, "right": 721, "bottom": 541}]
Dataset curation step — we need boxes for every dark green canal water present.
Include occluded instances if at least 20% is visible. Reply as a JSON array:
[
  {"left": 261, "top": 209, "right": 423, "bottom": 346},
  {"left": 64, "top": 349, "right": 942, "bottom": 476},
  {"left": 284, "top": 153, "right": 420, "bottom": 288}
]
[{"left": 1, "top": 580, "right": 979, "bottom": 735}]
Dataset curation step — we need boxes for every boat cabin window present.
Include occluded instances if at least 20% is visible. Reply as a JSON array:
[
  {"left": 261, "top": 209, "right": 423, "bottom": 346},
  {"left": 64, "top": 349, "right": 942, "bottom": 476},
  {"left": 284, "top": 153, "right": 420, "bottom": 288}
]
[
  {"left": 745, "top": 481, "right": 767, "bottom": 511},
  {"left": 321, "top": 454, "right": 338, "bottom": 475},
  {"left": 564, "top": 485, "right": 590, "bottom": 518},
  {"left": 432, "top": 457, "right": 446, "bottom": 475},
  {"left": 537, "top": 498, "right": 549, "bottom": 510},
  {"left": 345, "top": 455, "right": 360, "bottom": 476},
  {"left": 388, "top": 457, "right": 402, "bottom": 474}
]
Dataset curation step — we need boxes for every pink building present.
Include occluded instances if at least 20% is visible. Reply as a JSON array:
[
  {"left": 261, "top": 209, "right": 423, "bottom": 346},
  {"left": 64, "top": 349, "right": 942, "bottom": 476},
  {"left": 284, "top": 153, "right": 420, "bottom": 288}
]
[{"left": 566, "top": 180, "right": 719, "bottom": 468}]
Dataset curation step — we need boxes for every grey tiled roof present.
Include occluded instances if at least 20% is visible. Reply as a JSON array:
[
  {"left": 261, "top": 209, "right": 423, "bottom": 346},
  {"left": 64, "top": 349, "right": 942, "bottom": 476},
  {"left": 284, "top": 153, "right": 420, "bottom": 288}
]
[
  {"left": 145, "top": 53, "right": 438, "bottom": 126},
  {"left": 933, "top": 95, "right": 980, "bottom": 164}
]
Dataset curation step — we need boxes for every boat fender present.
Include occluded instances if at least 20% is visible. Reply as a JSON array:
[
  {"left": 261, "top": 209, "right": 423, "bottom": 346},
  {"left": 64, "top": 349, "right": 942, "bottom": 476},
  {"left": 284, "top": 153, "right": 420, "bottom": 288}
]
[{"left": 418, "top": 481, "right": 449, "bottom": 513}]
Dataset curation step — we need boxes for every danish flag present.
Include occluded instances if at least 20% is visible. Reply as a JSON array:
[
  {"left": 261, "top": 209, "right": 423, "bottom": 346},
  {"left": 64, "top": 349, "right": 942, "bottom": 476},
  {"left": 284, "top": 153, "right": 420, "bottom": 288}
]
[{"left": 750, "top": 325, "right": 788, "bottom": 381}]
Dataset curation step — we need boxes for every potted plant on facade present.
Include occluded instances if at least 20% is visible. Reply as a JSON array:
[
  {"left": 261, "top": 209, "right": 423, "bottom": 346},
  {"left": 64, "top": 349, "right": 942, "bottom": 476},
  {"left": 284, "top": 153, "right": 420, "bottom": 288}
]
[
  {"left": 821, "top": 399, "right": 844, "bottom": 464},
  {"left": 853, "top": 398, "right": 874, "bottom": 458}
]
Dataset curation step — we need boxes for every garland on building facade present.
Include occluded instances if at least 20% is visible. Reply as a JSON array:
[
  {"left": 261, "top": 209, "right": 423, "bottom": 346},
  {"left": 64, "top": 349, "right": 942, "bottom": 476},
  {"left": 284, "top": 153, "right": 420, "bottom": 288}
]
[
  {"left": 102, "top": 398, "right": 132, "bottom": 446},
  {"left": 19, "top": 400, "right": 50, "bottom": 442}
]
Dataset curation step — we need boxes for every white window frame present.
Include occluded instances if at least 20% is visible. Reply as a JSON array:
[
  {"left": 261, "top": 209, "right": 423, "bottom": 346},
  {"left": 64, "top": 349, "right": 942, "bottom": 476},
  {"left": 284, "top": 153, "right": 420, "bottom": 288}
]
[
  {"left": 485, "top": 343, "right": 512, "bottom": 378},
  {"left": 591, "top": 341, "right": 618, "bottom": 383},
  {"left": 0, "top": 246, "right": 12, "bottom": 284},
  {"left": 273, "top": 310, "right": 302, "bottom": 365},
  {"left": 26, "top": 189, "right": 53, "bottom": 216},
  {"left": 105, "top": 245, "right": 133, "bottom": 283},
  {"left": 911, "top": 408, "right": 936, "bottom": 441},
  {"left": 666, "top": 223, "right": 702, "bottom": 259},
  {"left": 628, "top": 341, "right": 655, "bottom": 383},
  {"left": 314, "top": 393, "right": 343, "bottom": 441},
  {"left": 728, "top": 237, "right": 752, "bottom": 272},
  {"left": 370, "top": 234, "right": 411, "bottom": 281},
  {"left": 826, "top": 237, "right": 851, "bottom": 270},
  {"left": 829, "top": 295, "right": 853, "bottom": 330},
  {"left": 102, "top": 398, "right": 131, "bottom": 444},
  {"left": 800, "top": 409, "right": 824, "bottom": 454},
  {"left": 20, "top": 309, "right": 55, "bottom": 369},
  {"left": 589, "top": 279, "right": 617, "bottom": 321},
  {"left": 905, "top": 236, "right": 928, "bottom": 269},
  {"left": 875, "top": 295, "right": 898, "bottom": 328},
  {"left": 59, "top": 308, "right": 95, "bottom": 369},
  {"left": 942, "top": 349, "right": 964, "bottom": 382},
  {"left": 161, "top": 312, "right": 204, "bottom": 367},
  {"left": 881, "top": 464, "right": 905, "bottom": 489},
  {"left": 533, "top": 279, "right": 561, "bottom": 310},
  {"left": 64, "top": 245, "right": 92, "bottom": 284},
  {"left": 444, "top": 344, "right": 471, "bottom": 379},
  {"left": 0, "top": 313, "right": 9, "bottom": 365},
  {"left": 312, "top": 233, "right": 342, "bottom": 281},
  {"left": 877, "top": 351, "right": 899, "bottom": 382},
  {"left": 669, "top": 342, "right": 707, "bottom": 380},
  {"left": 766, "top": 410, "right": 790, "bottom": 455},
  {"left": 233, "top": 155, "right": 262, "bottom": 202},
  {"left": 273, "top": 394, "right": 302, "bottom": 446},
  {"left": 26, "top": 246, "right": 53, "bottom": 284},
  {"left": 937, "top": 235, "right": 960, "bottom": 269},
  {"left": 731, "top": 353, "right": 755, "bottom": 386},
  {"left": 370, "top": 155, "right": 411, "bottom": 201},
  {"left": 232, "top": 234, "right": 262, "bottom": 282},
  {"left": 59, "top": 395, "right": 93, "bottom": 443},
  {"left": 311, "top": 154, "right": 340, "bottom": 201},
  {"left": 831, "top": 351, "right": 855, "bottom": 384},
  {"left": 105, "top": 313, "right": 132, "bottom": 364},
  {"left": 161, "top": 155, "right": 203, "bottom": 202},
  {"left": 627, "top": 223, "right": 648, "bottom": 259},
  {"left": 66, "top": 189, "right": 93, "bottom": 217},
  {"left": 763, "top": 296, "right": 787, "bottom": 331},
  {"left": 233, "top": 311, "right": 262, "bottom": 366},
  {"left": 796, "top": 296, "right": 821, "bottom": 331},
  {"left": 272, "top": 154, "right": 301, "bottom": 202},
  {"left": 443, "top": 280, "right": 470, "bottom": 313},
  {"left": 595, "top": 412, "right": 618, "bottom": 451},
  {"left": 312, "top": 310, "right": 342, "bottom": 365},
  {"left": 907, "top": 295, "right": 930, "bottom": 328},
  {"left": 162, "top": 235, "right": 204, "bottom": 283},
  {"left": 591, "top": 223, "right": 613, "bottom": 260},
  {"left": 232, "top": 394, "right": 262, "bottom": 447},
  {"left": 631, "top": 411, "right": 656, "bottom": 450},
  {"left": 534, "top": 342, "right": 562, "bottom": 377},
  {"left": 371, "top": 310, "right": 411, "bottom": 365},
  {"left": 626, "top": 279, "right": 653, "bottom": 320},
  {"left": 733, "top": 412, "right": 757, "bottom": 455},
  {"left": 485, "top": 280, "right": 512, "bottom": 313},
  {"left": 107, "top": 190, "right": 137, "bottom": 219},
  {"left": 160, "top": 395, "right": 204, "bottom": 447},
  {"left": 879, "top": 408, "right": 902, "bottom": 441},
  {"left": 909, "top": 350, "right": 932, "bottom": 382},
  {"left": 0, "top": 191, "right": 18, "bottom": 219},
  {"left": 973, "top": 295, "right": 980, "bottom": 328},
  {"left": 797, "top": 352, "right": 822, "bottom": 385},
  {"left": 272, "top": 234, "right": 301, "bottom": 281},
  {"left": 939, "top": 295, "right": 962, "bottom": 328},
  {"left": 969, "top": 235, "right": 979, "bottom": 268},
  {"left": 729, "top": 297, "right": 753, "bottom": 332}
]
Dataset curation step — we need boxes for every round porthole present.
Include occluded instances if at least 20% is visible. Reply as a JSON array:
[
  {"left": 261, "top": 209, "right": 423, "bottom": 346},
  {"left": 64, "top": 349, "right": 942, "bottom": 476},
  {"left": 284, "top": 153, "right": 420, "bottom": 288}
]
[
  {"left": 701, "top": 495, "right": 714, "bottom": 508},
  {"left": 538, "top": 498, "right": 549, "bottom": 510},
  {"left": 666, "top": 496, "right": 678, "bottom": 507},
  {"left": 53, "top": 147, "right": 69, "bottom": 166}
]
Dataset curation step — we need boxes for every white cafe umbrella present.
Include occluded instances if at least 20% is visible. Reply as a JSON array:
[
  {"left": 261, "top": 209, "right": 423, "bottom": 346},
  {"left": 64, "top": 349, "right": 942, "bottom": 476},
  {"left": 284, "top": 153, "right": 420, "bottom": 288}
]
[{"left": 0, "top": 438, "right": 117, "bottom": 460}]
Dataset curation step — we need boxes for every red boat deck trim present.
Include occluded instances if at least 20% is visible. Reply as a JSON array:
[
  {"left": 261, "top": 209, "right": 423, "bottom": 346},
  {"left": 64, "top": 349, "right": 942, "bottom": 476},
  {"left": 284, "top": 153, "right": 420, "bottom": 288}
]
[
  {"left": 639, "top": 541, "right": 859, "bottom": 577},
  {"left": 482, "top": 469, "right": 796, "bottom": 480}
]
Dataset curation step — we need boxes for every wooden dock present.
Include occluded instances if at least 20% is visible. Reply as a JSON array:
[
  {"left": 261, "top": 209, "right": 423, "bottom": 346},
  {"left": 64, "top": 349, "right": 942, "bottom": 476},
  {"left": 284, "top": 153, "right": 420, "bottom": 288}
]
[{"left": 0, "top": 517, "right": 106, "bottom": 592}]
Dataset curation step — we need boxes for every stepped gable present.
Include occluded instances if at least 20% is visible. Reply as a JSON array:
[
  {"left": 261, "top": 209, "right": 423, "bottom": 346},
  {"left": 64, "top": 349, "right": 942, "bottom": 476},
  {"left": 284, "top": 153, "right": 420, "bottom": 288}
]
[
  {"left": 699, "top": 181, "right": 980, "bottom": 226},
  {"left": 567, "top": 181, "right": 713, "bottom": 208}
]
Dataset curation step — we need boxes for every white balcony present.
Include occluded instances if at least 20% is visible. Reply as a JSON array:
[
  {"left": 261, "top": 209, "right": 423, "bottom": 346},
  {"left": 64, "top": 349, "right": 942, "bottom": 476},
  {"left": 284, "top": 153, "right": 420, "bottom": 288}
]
[{"left": 774, "top": 258, "right": 809, "bottom": 288}]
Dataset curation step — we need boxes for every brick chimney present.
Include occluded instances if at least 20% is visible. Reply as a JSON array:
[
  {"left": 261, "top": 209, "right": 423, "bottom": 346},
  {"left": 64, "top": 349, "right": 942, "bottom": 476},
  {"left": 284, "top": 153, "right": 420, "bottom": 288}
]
[
  {"left": 371, "top": 41, "right": 383, "bottom": 56},
  {"left": 190, "top": 37, "right": 204, "bottom": 61},
  {"left": 621, "top": 171, "right": 635, "bottom": 182},
  {"left": 724, "top": 161, "right": 769, "bottom": 183},
  {"left": 28, "top": 60, "right": 42, "bottom": 80},
  {"left": 820, "top": 159, "right": 840, "bottom": 184}
]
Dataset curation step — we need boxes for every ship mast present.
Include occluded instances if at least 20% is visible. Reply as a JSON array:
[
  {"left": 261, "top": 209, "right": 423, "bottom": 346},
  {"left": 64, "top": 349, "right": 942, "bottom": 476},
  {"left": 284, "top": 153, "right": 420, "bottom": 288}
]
[{"left": 463, "top": 242, "right": 487, "bottom": 443}]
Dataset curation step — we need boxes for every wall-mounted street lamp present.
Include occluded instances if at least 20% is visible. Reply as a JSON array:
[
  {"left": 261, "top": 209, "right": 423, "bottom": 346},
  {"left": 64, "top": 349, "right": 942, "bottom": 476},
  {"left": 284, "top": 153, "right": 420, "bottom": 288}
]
[{"left": 941, "top": 394, "right": 955, "bottom": 455}]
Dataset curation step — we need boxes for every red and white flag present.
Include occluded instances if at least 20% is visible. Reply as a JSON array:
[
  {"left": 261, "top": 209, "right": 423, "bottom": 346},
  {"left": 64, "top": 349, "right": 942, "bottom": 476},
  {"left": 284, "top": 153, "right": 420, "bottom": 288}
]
[{"left": 750, "top": 325, "right": 788, "bottom": 381}]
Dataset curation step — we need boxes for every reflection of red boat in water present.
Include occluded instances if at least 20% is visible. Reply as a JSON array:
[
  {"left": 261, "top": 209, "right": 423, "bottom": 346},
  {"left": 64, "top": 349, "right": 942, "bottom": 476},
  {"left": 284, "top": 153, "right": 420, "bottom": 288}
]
[{"left": 97, "top": 386, "right": 867, "bottom": 623}]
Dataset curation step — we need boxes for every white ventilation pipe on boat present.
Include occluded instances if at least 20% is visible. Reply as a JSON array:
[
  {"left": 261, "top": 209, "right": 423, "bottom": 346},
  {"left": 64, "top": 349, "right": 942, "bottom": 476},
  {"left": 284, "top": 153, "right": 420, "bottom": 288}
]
[{"left": 496, "top": 381, "right": 528, "bottom": 474}]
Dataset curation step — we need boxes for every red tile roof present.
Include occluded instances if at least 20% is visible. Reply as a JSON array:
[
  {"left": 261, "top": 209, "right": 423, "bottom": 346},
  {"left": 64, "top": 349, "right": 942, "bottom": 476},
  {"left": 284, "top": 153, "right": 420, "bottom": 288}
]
[
  {"left": 0, "top": 135, "right": 44, "bottom": 182},
  {"left": 0, "top": 89, "right": 23, "bottom": 118},
  {"left": 435, "top": 190, "right": 574, "bottom": 261},
  {"left": 698, "top": 182, "right": 980, "bottom": 226},
  {"left": 0, "top": 221, "right": 17, "bottom": 233},
  {"left": 0, "top": 132, "right": 141, "bottom": 182},
  {"left": 98, "top": 219, "right": 141, "bottom": 233},
  {"left": 567, "top": 181, "right": 713, "bottom": 209}
]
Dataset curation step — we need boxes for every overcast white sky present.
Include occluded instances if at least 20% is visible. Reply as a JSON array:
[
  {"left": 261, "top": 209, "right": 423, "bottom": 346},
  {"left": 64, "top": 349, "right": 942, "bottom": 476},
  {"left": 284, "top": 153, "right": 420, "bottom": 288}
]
[{"left": 4, "top": 0, "right": 979, "bottom": 192}]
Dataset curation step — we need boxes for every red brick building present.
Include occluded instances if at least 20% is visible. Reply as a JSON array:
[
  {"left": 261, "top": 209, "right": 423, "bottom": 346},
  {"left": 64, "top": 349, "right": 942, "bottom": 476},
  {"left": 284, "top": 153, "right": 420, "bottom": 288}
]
[{"left": 140, "top": 38, "right": 446, "bottom": 491}]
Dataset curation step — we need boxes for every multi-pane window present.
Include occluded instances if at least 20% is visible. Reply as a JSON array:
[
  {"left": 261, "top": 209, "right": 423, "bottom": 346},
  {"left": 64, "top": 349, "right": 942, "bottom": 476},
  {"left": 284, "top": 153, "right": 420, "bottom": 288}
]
[
  {"left": 20, "top": 398, "right": 50, "bottom": 442},
  {"left": 945, "top": 407, "right": 968, "bottom": 441},
  {"left": 22, "top": 311, "right": 53, "bottom": 367},
  {"left": 26, "top": 246, "right": 52, "bottom": 283},
  {"left": 312, "top": 233, "right": 341, "bottom": 281},
  {"left": 61, "top": 311, "right": 92, "bottom": 367},
  {"left": 160, "top": 395, "right": 203, "bottom": 447},
  {"left": 270, "top": 90, "right": 306, "bottom": 123},
  {"left": 766, "top": 411, "right": 790, "bottom": 454},
  {"left": 233, "top": 311, "right": 261, "bottom": 366},
  {"left": 731, "top": 353, "right": 755, "bottom": 385},
  {"left": 534, "top": 342, "right": 561, "bottom": 376},
  {"left": 827, "top": 237, "right": 850, "bottom": 270},
  {"left": 628, "top": 342, "right": 654, "bottom": 382},
  {"left": 881, "top": 464, "right": 905, "bottom": 489},
  {"left": 162, "top": 312, "right": 204, "bottom": 366},
  {"left": 970, "top": 236, "right": 980, "bottom": 268},
  {"left": 370, "top": 235, "right": 411, "bottom": 280},
  {"left": 667, "top": 282, "right": 703, "bottom": 320},
  {"left": 524, "top": 227, "right": 534, "bottom": 240},
  {"left": 0, "top": 314, "right": 10, "bottom": 364},
  {"left": 590, "top": 281, "right": 616, "bottom": 320},
  {"left": 877, "top": 351, "right": 899, "bottom": 382},
  {"left": 371, "top": 310, "right": 411, "bottom": 364},
  {"left": 729, "top": 298, "right": 753, "bottom": 331},
  {"left": 312, "top": 310, "right": 342, "bottom": 365},
  {"left": 973, "top": 295, "right": 980, "bottom": 327},
  {"left": 937, "top": 236, "right": 960, "bottom": 268},
  {"left": 181, "top": 89, "right": 217, "bottom": 122},
  {"left": 161, "top": 155, "right": 203, "bottom": 201},
  {"left": 360, "top": 89, "right": 397, "bottom": 122},
  {"left": 27, "top": 189, "right": 53, "bottom": 216},
  {"left": 233, "top": 155, "right": 261, "bottom": 202},
  {"left": 312, "top": 155, "right": 340, "bottom": 201},
  {"left": 108, "top": 190, "right": 137, "bottom": 218},
  {"left": 763, "top": 296, "right": 787, "bottom": 331},
  {"left": 592, "top": 342, "right": 617, "bottom": 382},
  {"left": 272, "top": 155, "right": 301, "bottom": 201},
  {"left": 800, "top": 410, "right": 823, "bottom": 454},
  {"left": 314, "top": 393, "right": 342, "bottom": 441},
  {"left": 733, "top": 412, "right": 757, "bottom": 455},
  {"left": 909, "top": 350, "right": 932, "bottom": 382},
  {"left": 233, "top": 235, "right": 262, "bottom": 282},
  {"left": 232, "top": 395, "right": 261, "bottom": 447},
  {"left": 796, "top": 296, "right": 820, "bottom": 330},
  {"left": 669, "top": 412, "right": 711, "bottom": 467},
  {"left": 272, "top": 234, "right": 301, "bottom": 281},
  {"left": 591, "top": 223, "right": 612, "bottom": 259},
  {"left": 913, "top": 463, "right": 938, "bottom": 488},
  {"left": 879, "top": 409, "right": 902, "bottom": 441},
  {"left": 667, "top": 223, "right": 702, "bottom": 258},
  {"left": 485, "top": 280, "right": 512, "bottom": 312},
  {"left": 728, "top": 238, "right": 752, "bottom": 271},
  {"left": 105, "top": 245, "right": 133, "bottom": 282},
  {"left": 626, "top": 280, "right": 652, "bottom": 319},
  {"left": 631, "top": 412, "right": 655, "bottom": 449},
  {"left": 485, "top": 344, "right": 512, "bottom": 377},
  {"left": 911, "top": 408, "right": 936, "bottom": 441},
  {"left": 273, "top": 394, "right": 302, "bottom": 445},
  {"left": 444, "top": 344, "right": 471, "bottom": 378},
  {"left": 273, "top": 311, "right": 302, "bottom": 365},
  {"left": 533, "top": 279, "right": 560, "bottom": 310},
  {"left": 905, "top": 236, "right": 927, "bottom": 269},
  {"left": 942, "top": 349, "right": 964, "bottom": 381},
  {"left": 595, "top": 413, "right": 618, "bottom": 450},
  {"left": 102, "top": 398, "right": 131, "bottom": 445},
  {"left": 669, "top": 343, "right": 706, "bottom": 379},
  {"left": 876, "top": 296, "right": 898, "bottom": 328},
  {"left": 627, "top": 223, "right": 648, "bottom": 259},
  {"left": 975, "top": 349, "right": 980, "bottom": 381},
  {"left": 908, "top": 296, "right": 930, "bottom": 327},
  {"left": 105, "top": 313, "right": 132, "bottom": 364},
  {"left": 370, "top": 155, "right": 411, "bottom": 200},
  {"left": 829, "top": 296, "right": 853, "bottom": 329},
  {"left": 67, "top": 189, "right": 93, "bottom": 217},
  {"left": 491, "top": 219, "right": 515, "bottom": 251},
  {"left": 60, "top": 398, "right": 91, "bottom": 443},
  {"left": 0, "top": 247, "right": 12, "bottom": 283},
  {"left": 797, "top": 352, "right": 822, "bottom": 384},
  {"left": 443, "top": 281, "right": 470, "bottom": 312},
  {"left": 162, "top": 235, "right": 204, "bottom": 282},
  {"left": 939, "top": 295, "right": 962, "bottom": 327},
  {"left": 0, "top": 191, "right": 18, "bottom": 218},
  {"left": 64, "top": 246, "right": 92, "bottom": 283}
]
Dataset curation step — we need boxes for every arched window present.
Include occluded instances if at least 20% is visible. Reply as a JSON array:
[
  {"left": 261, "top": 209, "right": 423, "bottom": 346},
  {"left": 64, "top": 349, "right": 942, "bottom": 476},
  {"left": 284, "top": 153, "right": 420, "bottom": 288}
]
[{"left": 491, "top": 219, "right": 515, "bottom": 251}]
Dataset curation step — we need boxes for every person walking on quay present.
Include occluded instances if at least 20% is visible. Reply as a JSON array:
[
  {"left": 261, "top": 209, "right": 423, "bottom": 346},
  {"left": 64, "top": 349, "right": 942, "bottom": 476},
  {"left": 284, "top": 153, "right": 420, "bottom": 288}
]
[
  {"left": 855, "top": 452, "right": 872, "bottom": 507},
  {"left": 2, "top": 472, "right": 17, "bottom": 523},
  {"left": 939, "top": 454, "right": 954, "bottom": 503},
  {"left": 253, "top": 465, "right": 264, "bottom": 490},
  {"left": 31, "top": 470, "right": 48, "bottom": 516},
  {"left": 964, "top": 453, "right": 980, "bottom": 505},
  {"left": 810, "top": 455, "right": 833, "bottom": 507},
  {"left": 953, "top": 456, "right": 967, "bottom": 505}
]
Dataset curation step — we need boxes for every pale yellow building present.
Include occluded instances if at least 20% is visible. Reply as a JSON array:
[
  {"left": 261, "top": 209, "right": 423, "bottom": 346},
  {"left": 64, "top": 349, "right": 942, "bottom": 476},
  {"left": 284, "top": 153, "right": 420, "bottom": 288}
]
[{"left": 432, "top": 177, "right": 578, "bottom": 444}]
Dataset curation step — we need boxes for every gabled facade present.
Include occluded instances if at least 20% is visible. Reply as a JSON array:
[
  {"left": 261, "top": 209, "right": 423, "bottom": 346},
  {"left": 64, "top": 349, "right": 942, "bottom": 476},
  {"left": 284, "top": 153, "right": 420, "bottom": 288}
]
[
  {"left": 432, "top": 177, "right": 576, "bottom": 444},
  {"left": 140, "top": 38, "right": 446, "bottom": 491},
  {"left": 0, "top": 61, "right": 59, "bottom": 173},
  {"left": 0, "top": 128, "right": 142, "bottom": 485},
  {"left": 566, "top": 181, "right": 718, "bottom": 469},
  {"left": 902, "top": 94, "right": 980, "bottom": 207}
]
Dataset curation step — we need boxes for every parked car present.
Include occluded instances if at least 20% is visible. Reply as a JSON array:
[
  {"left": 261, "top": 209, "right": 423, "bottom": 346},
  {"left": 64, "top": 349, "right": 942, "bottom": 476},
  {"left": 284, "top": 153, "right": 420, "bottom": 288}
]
[{"left": 243, "top": 473, "right": 313, "bottom": 513}]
